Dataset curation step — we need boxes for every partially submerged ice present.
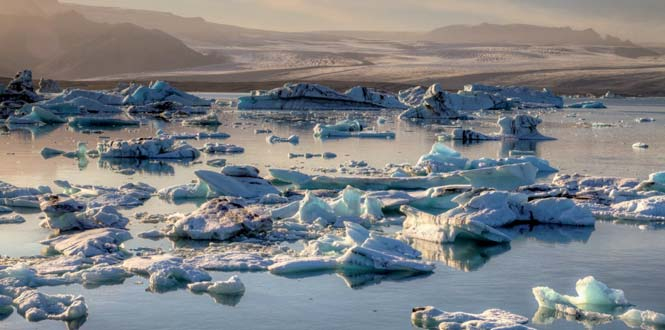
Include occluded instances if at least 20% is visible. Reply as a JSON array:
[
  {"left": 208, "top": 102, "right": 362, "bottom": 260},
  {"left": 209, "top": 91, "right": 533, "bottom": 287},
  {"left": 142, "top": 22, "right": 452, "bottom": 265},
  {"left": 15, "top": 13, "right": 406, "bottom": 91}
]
[
  {"left": 399, "top": 84, "right": 463, "bottom": 120},
  {"left": 188, "top": 275, "right": 245, "bottom": 295},
  {"left": 533, "top": 276, "right": 629, "bottom": 310},
  {"left": 272, "top": 186, "right": 384, "bottom": 226},
  {"left": 13, "top": 290, "right": 87, "bottom": 322},
  {"left": 401, "top": 205, "right": 511, "bottom": 244},
  {"left": 122, "top": 80, "right": 211, "bottom": 106},
  {"left": 165, "top": 197, "right": 272, "bottom": 240},
  {"left": 313, "top": 119, "right": 395, "bottom": 139},
  {"left": 497, "top": 114, "right": 553, "bottom": 140},
  {"left": 40, "top": 195, "right": 129, "bottom": 231},
  {"left": 98, "top": 137, "right": 200, "bottom": 159},
  {"left": 532, "top": 276, "right": 665, "bottom": 328},
  {"left": 238, "top": 83, "right": 404, "bottom": 110},
  {"left": 463, "top": 84, "right": 563, "bottom": 108},
  {"left": 567, "top": 101, "right": 607, "bottom": 109},
  {"left": 40, "top": 228, "right": 132, "bottom": 257},
  {"left": 122, "top": 254, "right": 211, "bottom": 292},
  {"left": 411, "top": 306, "right": 533, "bottom": 330},
  {"left": 159, "top": 167, "right": 279, "bottom": 200}
]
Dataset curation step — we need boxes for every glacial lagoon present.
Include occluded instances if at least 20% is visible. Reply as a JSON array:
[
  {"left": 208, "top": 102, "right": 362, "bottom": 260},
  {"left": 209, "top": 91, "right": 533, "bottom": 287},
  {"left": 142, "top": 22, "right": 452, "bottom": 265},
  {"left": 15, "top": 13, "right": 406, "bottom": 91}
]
[{"left": 1, "top": 94, "right": 665, "bottom": 329}]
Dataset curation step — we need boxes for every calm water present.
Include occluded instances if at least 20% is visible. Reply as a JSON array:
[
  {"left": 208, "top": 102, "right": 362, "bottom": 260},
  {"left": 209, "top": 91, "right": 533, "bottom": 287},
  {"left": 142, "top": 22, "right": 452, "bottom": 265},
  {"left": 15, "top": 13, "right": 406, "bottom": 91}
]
[{"left": 1, "top": 96, "right": 664, "bottom": 329}]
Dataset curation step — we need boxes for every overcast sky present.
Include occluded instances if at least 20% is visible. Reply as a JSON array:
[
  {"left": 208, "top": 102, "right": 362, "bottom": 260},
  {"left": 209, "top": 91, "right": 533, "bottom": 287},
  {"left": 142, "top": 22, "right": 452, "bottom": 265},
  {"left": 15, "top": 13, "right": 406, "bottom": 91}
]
[{"left": 63, "top": 0, "right": 664, "bottom": 43}]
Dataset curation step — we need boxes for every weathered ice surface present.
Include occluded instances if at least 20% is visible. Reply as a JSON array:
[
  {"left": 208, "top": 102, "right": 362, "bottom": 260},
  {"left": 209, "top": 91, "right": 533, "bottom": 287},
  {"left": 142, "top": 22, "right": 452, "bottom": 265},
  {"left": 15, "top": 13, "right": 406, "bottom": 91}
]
[
  {"left": 98, "top": 137, "right": 200, "bottom": 159},
  {"left": 122, "top": 254, "right": 211, "bottom": 292},
  {"left": 401, "top": 205, "right": 512, "bottom": 244},
  {"left": 40, "top": 228, "right": 132, "bottom": 257},
  {"left": 37, "top": 78, "right": 62, "bottom": 94},
  {"left": 399, "top": 84, "right": 464, "bottom": 120},
  {"left": 497, "top": 115, "right": 554, "bottom": 140},
  {"left": 165, "top": 198, "right": 272, "bottom": 240},
  {"left": 411, "top": 306, "right": 533, "bottom": 330},
  {"left": 13, "top": 290, "right": 87, "bottom": 322},
  {"left": 122, "top": 81, "right": 211, "bottom": 106},
  {"left": 464, "top": 84, "right": 563, "bottom": 108},
  {"left": 238, "top": 83, "right": 401, "bottom": 110}
]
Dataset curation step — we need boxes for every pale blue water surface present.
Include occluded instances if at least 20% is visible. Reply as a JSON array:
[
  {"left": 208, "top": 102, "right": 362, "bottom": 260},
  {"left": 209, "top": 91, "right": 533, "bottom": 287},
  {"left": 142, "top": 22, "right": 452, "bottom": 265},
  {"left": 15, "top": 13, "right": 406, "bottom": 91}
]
[{"left": 0, "top": 96, "right": 664, "bottom": 329}]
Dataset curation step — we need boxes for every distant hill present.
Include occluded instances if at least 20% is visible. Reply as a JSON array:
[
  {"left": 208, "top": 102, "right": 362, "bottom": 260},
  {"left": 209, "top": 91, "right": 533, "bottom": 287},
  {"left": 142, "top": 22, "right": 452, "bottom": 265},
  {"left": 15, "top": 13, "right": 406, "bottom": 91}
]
[
  {"left": 0, "top": 10, "right": 219, "bottom": 79},
  {"left": 424, "top": 23, "right": 631, "bottom": 46}
]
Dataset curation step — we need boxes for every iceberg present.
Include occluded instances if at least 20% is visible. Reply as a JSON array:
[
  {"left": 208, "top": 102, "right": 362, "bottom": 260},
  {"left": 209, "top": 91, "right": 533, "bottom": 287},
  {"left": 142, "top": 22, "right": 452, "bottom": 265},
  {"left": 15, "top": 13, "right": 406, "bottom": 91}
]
[
  {"left": 98, "top": 137, "right": 200, "bottom": 159},
  {"left": 159, "top": 167, "right": 279, "bottom": 200},
  {"left": 567, "top": 101, "right": 607, "bottom": 109},
  {"left": 7, "top": 106, "right": 67, "bottom": 125},
  {"left": 165, "top": 197, "right": 272, "bottom": 240},
  {"left": 40, "top": 96, "right": 121, "bottom": 114},
  {"left": 122, "top": 81, "right": 211, "bottom": 106},
  {"left": 13, "top": 290, "right": 87, "bottom": 322},
  {"left": 276, "top": 187, "right": 383, "bottom": 226},
  {"left": 0, "top": 70, "right": 41, "bottom": 103},
  {"left": 398, "top": 84, "right": 464, "bottom": 120},
  {"left": 603, "top": 196, "right": 665, "bottom": 221},
  {"left": 397, "top": 86, "right": 427, "bottom": 107},
  {"left": 464, "top": 84, "right": 563, "bottom": 108},
  {"left": 182, "top": 114, "right": 221, "bottom": 126},
  {"left": 267, "top": 134, "right": 299, "bottom": 144},
  {"left": 238, "top": 83, "right": 403, "bottom": 110},
  {"left": 401, "top": 205, "right": 512, "bottom": 244},
  {"left": 497, "top": 114, "right": 553, "bottom": 140},
  {"left": 187, "top": 276, "right": 245, "bottom": 295},
  {"left": 200, "top": 143, "right": 245, "bottom": 154},
  {"left": 122, "top": 254, "right": 211, "bottom": 292},
  {"left": 533, "top": 276, "right": 630, "bottom": 310},
  {"left": 0, "top": 214, "right": 25, "bottom": 224},
  {"left": 40, "top": 196, "right": 129, "bottom": 231},
  {"left": 40, "top": 228, "right": 132, "bottom": 257},
  {"left": 411, "top": 306, "right": 533, "bottom": 330},
  {"left": 313, "top": 120, "right": 395, "bottom": 139}
]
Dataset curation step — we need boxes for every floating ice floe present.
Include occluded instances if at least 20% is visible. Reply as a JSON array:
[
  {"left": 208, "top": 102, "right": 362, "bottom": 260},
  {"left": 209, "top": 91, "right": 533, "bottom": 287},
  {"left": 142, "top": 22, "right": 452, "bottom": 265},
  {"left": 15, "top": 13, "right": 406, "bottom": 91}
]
[
  {"left": 635, "top": 117, "right": 655, "bottom": 123},
  {"left": 401, "top": 205, "right": 511, "bottom": 244},
  {"left": 411, "top": 306, "right": 533, "bottom": 330},
  {"left": 401, "top": 190, "right": 594, "bottom": 244},
  {"left": 159, "top": 167, "right": 279, "bottom": 200},
  {"left": 200, "top": 143, "right": 245, "bottom": 154},
  {"left": 272, "top": 187, "right": 383, "bottom": 226},
  {"left": 0, "top": 214, "right": 26, "bottom": 224},
  {"left": 567, "top": 101, "right": 607, "bottom": 109},
  {"left": 632, "top": 142, "right": 648, "bottom": 149},
  {"left": 39, "top": 94, "right": 122, "bottom": 115},
  {"left": 0, "top": 180, "right": 51, "bottom": 209},
  {"left": 532, "top": 276, "right": 665, "bottom": 328},
  {"left": 6, "top": 106, "right": 67, "bottom": 125},
  {"left": 122, "top": 81, "right": 211, "bottom": 106},
  {"left": 597, "top": 196, "right": 665, "bottom": 221},
  {"left": 122, "top": 254, "right": 211, "bottom": 292},
  {"left": 313, "top": 119, "right": 395, "bottom": 139},
  {"left": 464, "top": 84, "right": 563, "bottom": 108},
  {"left": 40, "top": 228, "right": 132, "bottom": 257},
  {"left": 164, "top": 197, "right": 272, "bottom": 240},
  {"left": 39, "top": 195, "right": 129, "bottom": 231},
  {"left": 288, "top": 152, "right": 337, "bottom": 160},
  {"left": 53, "top": 181, "right": 155, "bottom": 209},
  {"left": 40, "top": 147, "right": 65, "bottom": 159},
  {"left": 185, "top": 251, "right": 275, "bottom": 271},
  {"left": 497, "top": 114, "right": 553, "bottom": 140},
  {"left": 267, "top": 134, "right": 299, "bottom": 144},
  {"left": 238, "top": 83, "right": 404, "bottom": 110},
  {"left": 98, "top": 137, "right": 200, "bottom": 159},
  {"left": 188, "top": 275, "right": 245, "bottom": 295},
  {"left": 13, "top": 290, "right": 87, "bottom": 322}
]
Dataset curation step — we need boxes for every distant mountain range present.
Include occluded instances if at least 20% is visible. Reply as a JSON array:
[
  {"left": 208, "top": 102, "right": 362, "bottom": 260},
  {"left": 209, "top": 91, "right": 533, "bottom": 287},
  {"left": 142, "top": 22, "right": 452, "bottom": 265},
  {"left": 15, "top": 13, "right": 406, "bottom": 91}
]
[{"left": 0, "top": 0, "right": 659, "bottom": 80}]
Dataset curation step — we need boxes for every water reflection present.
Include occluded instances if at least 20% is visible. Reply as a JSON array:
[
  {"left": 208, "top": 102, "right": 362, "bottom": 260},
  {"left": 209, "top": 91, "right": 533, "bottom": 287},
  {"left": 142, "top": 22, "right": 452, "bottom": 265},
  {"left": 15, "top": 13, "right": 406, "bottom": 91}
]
[
  {"left": 3, "top": 123, "right": 62, "bottom": 140},
  {"left": 190, "top": 291, "right": 244, "bottom": 307},
  {"left": 410, "top": 239, "right": 510, "bottom": 272},
  {"left": 274, "top": 269, "right": 431, "bottom": 290},
  {"left": 411, "top": 224, "right": 594, "bottom": 272},
  {"left": 531, "top": 305, "right": 654, "bottom": 330},
  {"left": 499, "top": 223, "right": 594, "bottom": 244},
  {"left": 98, "top": 158, "right": 183, "bottom": 176}
]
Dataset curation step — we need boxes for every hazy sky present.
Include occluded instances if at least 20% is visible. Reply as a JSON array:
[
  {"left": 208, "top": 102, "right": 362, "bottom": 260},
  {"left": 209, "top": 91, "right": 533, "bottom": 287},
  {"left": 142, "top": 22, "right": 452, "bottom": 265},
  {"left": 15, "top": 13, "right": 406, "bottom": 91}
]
[{"left": 63, "top": 0, "right": 664, "bottom": 42}]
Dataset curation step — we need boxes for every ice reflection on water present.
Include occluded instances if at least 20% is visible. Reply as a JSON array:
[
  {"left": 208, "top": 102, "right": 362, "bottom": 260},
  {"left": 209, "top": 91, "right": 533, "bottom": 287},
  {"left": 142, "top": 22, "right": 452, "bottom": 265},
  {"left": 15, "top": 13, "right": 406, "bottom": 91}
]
[{"left": 1, "top": 96, "right": 665, "bottom": 329}]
